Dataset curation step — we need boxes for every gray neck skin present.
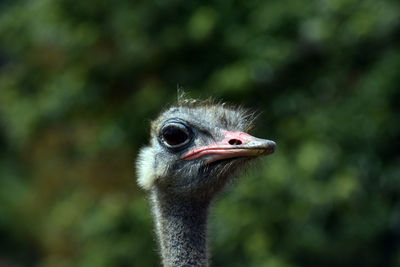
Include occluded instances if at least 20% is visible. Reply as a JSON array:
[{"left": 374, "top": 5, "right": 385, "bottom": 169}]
[{"left": 151, "top": 188, "right": 211, "bottom": 267}]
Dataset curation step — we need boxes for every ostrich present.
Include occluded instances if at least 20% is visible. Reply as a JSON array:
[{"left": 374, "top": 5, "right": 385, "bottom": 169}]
[{"left": 136, "top": 99, "right": 276, "bottom": 267}]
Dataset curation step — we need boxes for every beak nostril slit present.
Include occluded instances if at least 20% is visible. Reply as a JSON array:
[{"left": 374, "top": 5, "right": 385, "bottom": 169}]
[{"left": 228, "top": 139, "right": 242, "bottom": 145}]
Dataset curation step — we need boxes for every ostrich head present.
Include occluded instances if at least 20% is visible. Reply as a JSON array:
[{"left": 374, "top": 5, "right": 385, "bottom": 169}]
[{"left": 137, "top": 100, "right": 276, "bottom": 200}]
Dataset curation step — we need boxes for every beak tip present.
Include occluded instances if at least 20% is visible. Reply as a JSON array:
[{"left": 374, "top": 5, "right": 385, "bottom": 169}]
[
  {"left": 265, "top": 140, "right": 276, "bottom": 154},
  {"left": 268, "top": 140, "right": 276, "bottom": 147}
]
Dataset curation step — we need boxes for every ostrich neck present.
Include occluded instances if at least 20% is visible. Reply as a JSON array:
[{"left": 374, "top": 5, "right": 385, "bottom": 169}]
[{"left": 151, "top": 188, "right": 211, "bottom": 267}]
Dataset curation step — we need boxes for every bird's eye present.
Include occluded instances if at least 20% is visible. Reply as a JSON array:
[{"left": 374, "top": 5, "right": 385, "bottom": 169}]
[{"left": 161, "top": 123, "right": 191, "bottom": 148}]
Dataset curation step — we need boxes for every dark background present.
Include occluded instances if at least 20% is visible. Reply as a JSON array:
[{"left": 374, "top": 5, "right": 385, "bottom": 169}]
[{"left": 1, "top": 0, "right": 400, "bottom": 266}]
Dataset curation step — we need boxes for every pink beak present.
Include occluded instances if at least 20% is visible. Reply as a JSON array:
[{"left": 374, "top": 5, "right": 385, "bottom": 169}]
[{"left": 182, "top": 131, "right": 276, "bottom": 164}]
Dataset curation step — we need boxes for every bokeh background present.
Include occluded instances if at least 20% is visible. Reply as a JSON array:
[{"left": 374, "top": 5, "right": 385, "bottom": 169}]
[{"left": 1, "top": 0, "right": 400, "bottom": 266}]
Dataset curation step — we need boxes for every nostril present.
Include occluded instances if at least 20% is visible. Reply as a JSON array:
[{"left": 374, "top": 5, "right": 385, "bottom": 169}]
[{"left": 228, "top": 139, "right": 242, "bottom": 145}]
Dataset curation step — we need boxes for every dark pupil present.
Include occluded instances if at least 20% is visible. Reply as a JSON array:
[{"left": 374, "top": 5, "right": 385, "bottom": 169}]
[{"left": 163, "top": 126, "right": 188, "bottom": 146}]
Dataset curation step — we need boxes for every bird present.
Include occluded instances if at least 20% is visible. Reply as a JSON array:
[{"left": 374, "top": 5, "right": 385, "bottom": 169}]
[{"left": 136, "top": 98, "right": 276, "bottom": 267}]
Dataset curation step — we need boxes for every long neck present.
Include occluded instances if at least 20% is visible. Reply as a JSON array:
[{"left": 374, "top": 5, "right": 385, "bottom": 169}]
[{"left": 150, "top": 188, "right": 211, "bottom": 267}]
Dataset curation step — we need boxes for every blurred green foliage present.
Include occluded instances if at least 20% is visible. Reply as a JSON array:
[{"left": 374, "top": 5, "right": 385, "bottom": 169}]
[{"left": 0, "top": 0, "right": 400, "bottom": 266}]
